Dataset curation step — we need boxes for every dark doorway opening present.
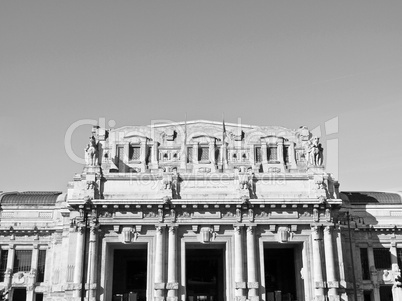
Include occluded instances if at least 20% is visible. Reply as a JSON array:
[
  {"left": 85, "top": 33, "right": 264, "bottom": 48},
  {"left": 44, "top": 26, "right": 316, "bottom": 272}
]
[
  {"left": 12, "top": 288, "right": 26, "bottom": 301},
  {"left": 186, "top": 248, "right": 224, "bottom": 301},
  {"left": 113, "top": 248, "right": 147, "bottom": 301},
  {"left": 264, "top": 247, "right": 297, "bottom": 301},
  {"left": 379, "top": 286, "right": 392, "bottom": 301}
]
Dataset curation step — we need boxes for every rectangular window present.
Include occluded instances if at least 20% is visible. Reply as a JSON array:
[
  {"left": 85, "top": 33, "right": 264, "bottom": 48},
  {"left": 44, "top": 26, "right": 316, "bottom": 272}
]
[
  {"left": 397, "top": 248, "right": 402, "bottom": 270},
  {"left": 215, "top": 147, "right": 220, "bottom": 162},
  {"left": 360, "top": 248, "right": 370, "bottom": 280},
  {"left": 13, "top": 250, "right": 32, "bottom": 273},
  {"left": 198, "top": 147, "right": 209, "bottom": 161},
  {"left": 255, "top": 147, "right": 262, "bottom": 163},
  {"left": 284, "top": 146, "right": 290, "bottom": 163},
  {"left": 0, "top": 250, "right": 8, "bottom": 282},
  {"left": 187, "top": 147, "right": 193, "bottom": 163},
  {"left": 373, "top": 248, "right": 391, "bottom": 269},
  {"left": 37, "top": 250, "right": 46, "bottom": 282},
  {"left": 268, "top": 147, "right": 277, "bottom": 162},
  {"left": 129, "top": 145, "right": 141, "bottom": 161},
  {"left": 36, "top": 293, "right": 44, "bottom": 301},
  {"left": 116, "top": 145, "right": 125, "bottom": 172}
]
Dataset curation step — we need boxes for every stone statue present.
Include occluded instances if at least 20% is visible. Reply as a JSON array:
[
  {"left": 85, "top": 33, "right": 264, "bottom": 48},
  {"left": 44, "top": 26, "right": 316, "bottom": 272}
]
[
  {"left": 85, "top": 136, "right": 99, "bottom": 166},
  {"left": 308, "top": 137, "right": 323, "bottom": 166}
]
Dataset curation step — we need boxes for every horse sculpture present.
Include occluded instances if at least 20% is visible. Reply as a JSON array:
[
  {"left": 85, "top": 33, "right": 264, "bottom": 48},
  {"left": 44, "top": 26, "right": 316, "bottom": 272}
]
[{"left": 85, "top": 136, "right": 99, "bottom": 166}]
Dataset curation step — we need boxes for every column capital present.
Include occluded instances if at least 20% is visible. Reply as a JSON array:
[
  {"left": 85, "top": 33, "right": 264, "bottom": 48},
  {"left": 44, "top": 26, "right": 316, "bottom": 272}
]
[
  {"left": 246, "top": 225, "right": 255, "bottom": 234},
  {"left": 311, "top": 225, "right": 321, "bottom": 235},
  {"left": 324, "top": 225, "right": 334, "bottom": 234},
  {"left": 234, "top": 225, "right": 243, "bottom": 234},
  {"left": 168, "top": 225, "right": 177, "bottom": 234},
  {"left": 156, "top": 226, "right": 164, "bottom": 234}
]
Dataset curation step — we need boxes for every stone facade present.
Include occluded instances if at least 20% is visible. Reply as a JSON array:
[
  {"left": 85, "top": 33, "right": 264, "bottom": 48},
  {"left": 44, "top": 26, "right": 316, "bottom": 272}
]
[{"left": 0, "top": 120, "right": 401, "bottom": 301}]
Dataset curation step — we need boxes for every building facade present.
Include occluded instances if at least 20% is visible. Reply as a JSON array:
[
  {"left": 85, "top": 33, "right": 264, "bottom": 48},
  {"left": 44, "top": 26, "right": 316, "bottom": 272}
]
[{"left": 0, "top": 120, "right": 401, "bottom": 301}]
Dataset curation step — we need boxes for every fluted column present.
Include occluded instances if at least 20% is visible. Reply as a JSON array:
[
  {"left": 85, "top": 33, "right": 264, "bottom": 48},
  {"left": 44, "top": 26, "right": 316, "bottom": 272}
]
[
  {"left": 311, "top": 226, "right": 325, "bottom": 300},
  {"left": 246, "top": 226, "right": 258, "bottom": 299},
  {"left": 87, "top": 221, "right": 99, "bottom": 301},
  {"left": 234, "top": 226, "right": 246, "bottom": 300},
  {"left": 167, "top": 226, "right": 178, "bottom": 301},
  {"left": 155, "top": 226, "right": 165, "bottom": 301},
  {"left": 73, "top": 225, "right": 85, "bottom": 298},
  {"left": 324, "top": 226, "right": 339, "bottom": 300}
]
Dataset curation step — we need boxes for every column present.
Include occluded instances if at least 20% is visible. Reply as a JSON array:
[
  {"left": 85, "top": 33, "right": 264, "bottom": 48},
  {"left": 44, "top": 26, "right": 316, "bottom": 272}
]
[
  {"left": 221, "top": 143, "right": 228, "bottom": 169},
  {"left": 87, "top": 222, "right": 98, "bottom": 301},
  {"left": 288, "top": 142, "right": 296, "bottom": 167},
  {"left": 5, "top": 244, "right": 15, "bottom": 289},
  {"left": 209, "top": 142, "right": 216, "bottom": 164},
  {"left": 26, "top": 245, "right": 39, "bottom": 301},
  {"left": 234, "top": 226, "right": 246, "bottom": 300},
  {"left": 73, "top": 226, "right": 85, "bottom": 298},
  {"left": 152, "top": 142, "right": 159, "bottom": 168},
  {"left": 247, "top": 226, "right": 258, "bottom": 300},
  {"left": 167, "top": 226, "right": 178, "bottom": 301},
  {"left": 30, "top": 245, "right": 39, "bottom": 282},
  {"left": 390, "top": 241, "right": 398, "bottom": 270},
  {"left": 155, "top": 226, "right": 165, "bottom": 301},
  {"left": 277, "top": 139, "right": 284, "bottom": 164},
  {"left": 261, "top": 144, "right": 268, "bottom": 164},
  {"left": 311, "top": 226, "right": 325, "bottom": 301},
  {"left": 367, "top": 243, "right": 380, "bottom": 301},
  {"left": 324, "top": 226, "right": 339, "bottom": 300},
  {"left": 249, "top": 145, "right": 255, "bottom": 166},
  {"left": 192, "top": 144, "right": 198, "bottom": 164}
]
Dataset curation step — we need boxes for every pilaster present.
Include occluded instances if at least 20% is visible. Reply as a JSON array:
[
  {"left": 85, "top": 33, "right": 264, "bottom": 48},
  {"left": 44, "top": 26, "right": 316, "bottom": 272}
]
[
  {"left": 246, "top": 226, "right": 259, "bottom": 301},
  {"left": 324, "top": 226, "right": 339, "bottom": 301},
  {"left": 155, "top": 226, "right": 165, "bottom": 301},
  {"left": 311, "top": 226, "right": 325, "bottom": 301},
  {"left": 167, "top": 226, "right": 178, "bottom": 301},
  {"left": 234, "top": 225, "right": 246, "bottom": 301}
]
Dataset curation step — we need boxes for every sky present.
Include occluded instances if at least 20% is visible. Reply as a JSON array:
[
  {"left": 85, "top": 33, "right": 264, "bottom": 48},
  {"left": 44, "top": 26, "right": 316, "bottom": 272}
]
[{"left": 1, "top": 1, "right": 402, "bottom": 193}]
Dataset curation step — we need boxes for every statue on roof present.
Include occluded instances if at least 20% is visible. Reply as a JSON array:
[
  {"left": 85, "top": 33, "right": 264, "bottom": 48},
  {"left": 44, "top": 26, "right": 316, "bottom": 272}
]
[
  {"left": 308, "top": 137, "right": 323, "bottom": 166},
  {"left": 85, "top": 136, "right": 99, "bottom": 166}
]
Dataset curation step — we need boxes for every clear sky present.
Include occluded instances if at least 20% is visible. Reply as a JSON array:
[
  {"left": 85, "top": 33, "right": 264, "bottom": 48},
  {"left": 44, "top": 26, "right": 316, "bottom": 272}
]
[{"left": 1, "top": 1, "right": 401, "bottom": 193}]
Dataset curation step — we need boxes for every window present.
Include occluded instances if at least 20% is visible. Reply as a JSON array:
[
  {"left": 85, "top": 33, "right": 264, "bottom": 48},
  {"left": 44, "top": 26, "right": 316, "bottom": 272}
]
[
  {"left": 284, "top": 146, "right": 290, "bottom": 163},
  {"left": 215, "top": 148, "right": 220, "bottom": 162},
  {"left": 37, "top": 250, "right": 46, "bottom": 282},
  {"left": 129, "top": 145, "right": 141, "bottom": 161},
  {"left": 0, "top": 250, "right": 8, "bottom": 281},
  {"left": 13, "top": 250, "right": 32, "bottom": 273},
  {"left": 116, "top": 145, "right": 125, "bottom": 172},
  {"left": 360, "top": 248, "right": 370, "bottom": 280},
  {"left": 373, "top": 248, "right": 391, "bottom": 269},
  {"left": 255, "top": 147, "right": 262, "bottom": 163},
  {"left": 187, "top": 147, "right": 193, "bottom": 163},
  {"left": 198, "top": 146, "right": 209, "bottom": 161},
  {"left": 268, "top": 146, "right": 277, "bottom": 162},
  {"left": 397, "top": 248, "right": 402, "bottom": 269}
]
